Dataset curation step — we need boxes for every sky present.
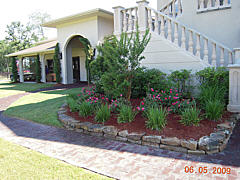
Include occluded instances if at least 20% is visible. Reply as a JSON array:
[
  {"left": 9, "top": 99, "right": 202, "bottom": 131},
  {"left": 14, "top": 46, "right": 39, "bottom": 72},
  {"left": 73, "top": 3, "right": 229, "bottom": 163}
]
[{"left": 0, "top": 0, "right": 156, "bottom": 40}]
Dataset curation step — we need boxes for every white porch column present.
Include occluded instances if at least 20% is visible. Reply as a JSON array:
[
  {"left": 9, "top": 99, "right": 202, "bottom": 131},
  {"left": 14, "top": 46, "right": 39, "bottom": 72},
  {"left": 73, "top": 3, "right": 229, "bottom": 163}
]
[
  {"left": 40, "top": 54, "right": 46, "bottom": 83},
  {"left": 62, "top": 49, "right": 68, "bottom": 84},
  {"left": 113, "top": 6, "right": 124, "bottom": 35},
  {"left": 18, "top": 57, "right": 24, "bottom": 83},
  {"left": 137, "top": 0, "right": 149, "bottom": 31},
  {"left": 227, "top": 48, "right": 240, "bottom": 113}
]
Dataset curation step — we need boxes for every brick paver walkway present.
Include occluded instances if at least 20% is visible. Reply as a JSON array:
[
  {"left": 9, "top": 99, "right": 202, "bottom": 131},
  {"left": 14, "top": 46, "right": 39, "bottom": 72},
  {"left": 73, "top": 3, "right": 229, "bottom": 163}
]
[{"left": 0, "top": 94, "right": 239, "bottom": 180}]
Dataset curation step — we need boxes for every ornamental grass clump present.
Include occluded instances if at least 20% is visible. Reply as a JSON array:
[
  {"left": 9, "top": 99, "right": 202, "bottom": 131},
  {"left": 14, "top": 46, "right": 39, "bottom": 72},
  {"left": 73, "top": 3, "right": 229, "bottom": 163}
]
[
  {"left": 95, "top": 104, "right": 111, "bottom": 123},
  {"left": 117, "top": 105, "right": 137, "bottom": 123},
  {"left": 146, "top": 107, "right": 168, "bottom": 131},
  {"left": 205, "top": 100, "right": 224, "bottom": 121},
  {"left": 78, "top": 101, "right": 93, "bottom": 117},
  {"left": 67, "top": 97, "right": 79, "bottom": 112},
  {"left": 180, "top": 107, "right": 202, "bottom": 126}
]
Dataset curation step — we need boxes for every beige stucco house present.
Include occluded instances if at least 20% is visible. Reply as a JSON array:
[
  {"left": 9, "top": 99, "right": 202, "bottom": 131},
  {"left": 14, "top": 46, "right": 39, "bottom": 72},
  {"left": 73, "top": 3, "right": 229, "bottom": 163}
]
[{"left": 6, "top": 0, "right": 240, "bottom": 111}]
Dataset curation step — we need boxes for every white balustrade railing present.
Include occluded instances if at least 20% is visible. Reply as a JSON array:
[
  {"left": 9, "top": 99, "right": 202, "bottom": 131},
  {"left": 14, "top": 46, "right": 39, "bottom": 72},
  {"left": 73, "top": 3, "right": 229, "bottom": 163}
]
[
  {"left": 114, "top": 1, "right": 234, "bottom": 67},
  {"left": 198, "top": 0, "right": 231, "bottom": 11},
  {"left": 159, "top": 0, "right": 183, "bottom": 18}
]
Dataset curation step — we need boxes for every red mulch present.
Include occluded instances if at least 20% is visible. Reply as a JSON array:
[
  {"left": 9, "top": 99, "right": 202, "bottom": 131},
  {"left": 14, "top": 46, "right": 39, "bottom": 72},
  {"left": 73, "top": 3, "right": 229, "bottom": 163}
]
[{"left": 65, "top": 99, "right": 233, "bottom": 140}]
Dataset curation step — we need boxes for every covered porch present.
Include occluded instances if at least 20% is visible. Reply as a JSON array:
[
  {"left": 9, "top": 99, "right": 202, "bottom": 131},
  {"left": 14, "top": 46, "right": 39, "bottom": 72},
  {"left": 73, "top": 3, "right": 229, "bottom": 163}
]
[{"left": 6, "top": 39, "right": 57, "bottom": 83}]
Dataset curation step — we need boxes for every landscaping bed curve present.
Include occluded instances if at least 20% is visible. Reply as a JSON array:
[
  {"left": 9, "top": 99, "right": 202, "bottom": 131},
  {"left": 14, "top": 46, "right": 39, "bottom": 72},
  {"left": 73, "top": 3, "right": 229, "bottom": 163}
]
[{"left": 58, "top": 103, "right": 239, "bottom": 155}]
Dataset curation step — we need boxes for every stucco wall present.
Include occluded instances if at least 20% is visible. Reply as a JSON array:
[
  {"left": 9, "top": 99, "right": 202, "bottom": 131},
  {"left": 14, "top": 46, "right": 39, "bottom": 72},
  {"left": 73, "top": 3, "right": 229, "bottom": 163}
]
[
  {"left": 177, "top": 0, "right": 240, "bottom": 49},
  {"left": 97, "top": 17, "right": 114, "bottom": 42},
  {"left": 157, "top": 0, "right": 173, "bottom": 10}
]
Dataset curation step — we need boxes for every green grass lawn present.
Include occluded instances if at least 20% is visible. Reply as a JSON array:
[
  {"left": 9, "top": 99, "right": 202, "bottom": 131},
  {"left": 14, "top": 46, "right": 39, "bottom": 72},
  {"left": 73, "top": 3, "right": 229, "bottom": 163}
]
[
  {"left": 0, "top": 82, "right": 54, "bottom": 98},
  {"left": 4, "top": 87, "right": 82, "bottom": 127},
  {"left": 0, "top": 138, "right": 112, "bottom": 180}
]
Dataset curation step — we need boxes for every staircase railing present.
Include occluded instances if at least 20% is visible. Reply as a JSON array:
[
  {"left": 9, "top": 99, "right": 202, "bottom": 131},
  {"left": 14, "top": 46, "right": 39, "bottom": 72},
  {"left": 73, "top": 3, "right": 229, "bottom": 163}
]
[
  {"left": 113, "top": 1, "right": 234, "bottom": 67},
  {"left": 197, "top": 0, "right": 231, "bottom": 12},
  {"left": 159, "top": 0, "right": 183, "bottom": 18}
]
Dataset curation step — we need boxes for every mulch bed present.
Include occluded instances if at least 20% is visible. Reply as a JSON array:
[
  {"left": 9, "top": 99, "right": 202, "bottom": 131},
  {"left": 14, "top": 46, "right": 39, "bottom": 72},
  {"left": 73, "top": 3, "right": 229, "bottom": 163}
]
[{"left": 65, "top": 98, "right": 233, "bottom": 140}]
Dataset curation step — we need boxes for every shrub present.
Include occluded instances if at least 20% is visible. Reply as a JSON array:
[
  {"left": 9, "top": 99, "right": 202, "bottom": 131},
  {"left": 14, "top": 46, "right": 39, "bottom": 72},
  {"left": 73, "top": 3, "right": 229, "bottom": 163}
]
[
  {"left": 168, "top": 69, "right": 192, "bottom": 98},
  {"left": 11, "top": 57, "right": 18, "bottom": 82},
  {"left": 53, "top": 43, "right": 61, "bottom": 83},
  {"left": 198, "top": 86, "right": 225, "bottom": 109},
  {"left": 131, "top": 68, "right": 168, "bottom": 98},
  {"left": 78, "top": 101, "right": 93, "bottom": 117},
  {"left": 205, "top": 100, "right": 224, "bottom": 121},
  {"left": 95, "top": 104, "right": 111, "bottom": 123},
  {"left": 67, "top": 97, "right": 79, "bottom": 112},
  {"left": 117, "top": 105, "right": 137, "bottom": 123},
  {"left": 180, "top": 107, "right": 202, "bottom": 126},
  {"left": 146, "top": 107, "right": 168, "bottom": 131},
  {"left": 35, "top": 55, "right": 41, "bottom": 83}
]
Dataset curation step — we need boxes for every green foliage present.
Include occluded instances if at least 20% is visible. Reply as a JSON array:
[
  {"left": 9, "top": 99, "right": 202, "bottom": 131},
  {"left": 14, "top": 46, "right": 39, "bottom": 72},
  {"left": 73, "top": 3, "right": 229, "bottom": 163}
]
[
  {"left": 53, "top": 43, "right": 61, "bottom": 83},
  {"left": 146, "top": 107, "right": 168, "bottom": 131},
  {"left": 11, "top": 57, "right": 18, "bottom": 82},
  {"left": 67, "top": 97, "right": 79, "bottom": 112},
  {"left": 78, "top": 101, "right": 93, "bottom": 117},
  {"left": 169, "top": 69, "right": 192, "bottom": 98},
  {"left": 198, "top": 86, "right": 225, "bottom": 109},
  {"left": 205, "top": 100, "right": 225, "bottom": 121},
  {"left": 79, "top": 37, "right": 94, "bottom": 86},
  {"left": 117, "top": 105, "right": 137, "bottom": 123},
  {"left": 95, "top": 104, "right": 111, "bottom": 123},
  {"left": 35, "top": 55, "right": 41, "bottom": 83},
  {"left": 131, "top": 68, "right": 168, "bottom": 98},
  {"left": 90, "top": 27, "right": 151, "bottom": 100},
  {"left": 180, "top": 107, "right": 202, "bottom": 126}
]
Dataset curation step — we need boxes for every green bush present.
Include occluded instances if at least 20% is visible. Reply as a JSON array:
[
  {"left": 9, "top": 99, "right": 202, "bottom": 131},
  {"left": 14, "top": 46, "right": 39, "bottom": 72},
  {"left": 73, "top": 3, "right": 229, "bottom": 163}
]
[
  {"left": 198, "top": 86, "right": 225, "bottom": 109},
  {"left": 146, "top": 107, "right": 168, "bottom": 131},
  {"left": 11, "top": 57, "right": 18, "bottom": 82},
  {"left": 53, "top": 43, "right": 62, "bottom": 83},
  {"left": 205, "top": 100, "right": 224, "bottom": 121},
  {"left": 95, "top": 104, "right": 111, "bottom": 123},
  {"left": 179, "top": 107, "right": 202, "bottom": 126},
  {"left": 117, "top": 105, "right": 137, "bottom": 123},
  {"left": 78, "top": 101, "right": 93, "bottom": 117},
  {"left": 67, "top": 97, "right": 79, "bottom": 112},
  {"left": 168, "top": 69, "right": 192, "bottom": 98},
  {"left": 35, "top": 55, "right": 41, "bottom": 83},
  {"left": 131, "top": 68, "right": 168, "bottom": 98}
]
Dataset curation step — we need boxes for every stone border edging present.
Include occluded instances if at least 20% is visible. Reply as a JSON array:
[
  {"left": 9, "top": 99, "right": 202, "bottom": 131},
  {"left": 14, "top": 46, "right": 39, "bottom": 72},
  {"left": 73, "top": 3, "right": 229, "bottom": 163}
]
[{"left": 58, "top": 103, "right": 239, "bottom": 155}]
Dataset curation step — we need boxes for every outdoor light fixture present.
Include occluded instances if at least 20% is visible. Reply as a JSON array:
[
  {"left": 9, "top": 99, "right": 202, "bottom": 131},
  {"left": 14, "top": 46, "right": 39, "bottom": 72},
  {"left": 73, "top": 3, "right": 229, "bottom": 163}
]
[{"left": 58, "top": 53, "right": 62, "bottom": 59}]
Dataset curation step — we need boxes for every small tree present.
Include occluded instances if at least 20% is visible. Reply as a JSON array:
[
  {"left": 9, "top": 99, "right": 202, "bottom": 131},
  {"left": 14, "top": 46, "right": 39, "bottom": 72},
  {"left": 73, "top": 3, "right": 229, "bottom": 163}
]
[
  {"left": 35, "top": 54, "right": 41, "bottom": 83},
  {"left": 53, "top": 43, "right": 61, "bottom": 83},
  {"left": 11, "top": 57, "right": 18, "bottom": 82}
]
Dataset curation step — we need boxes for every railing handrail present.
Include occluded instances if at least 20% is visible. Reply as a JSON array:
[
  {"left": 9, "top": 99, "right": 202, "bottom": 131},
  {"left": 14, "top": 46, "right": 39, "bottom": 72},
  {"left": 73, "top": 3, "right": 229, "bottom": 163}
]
[{"left": 145, "top": 5, "right": 233, "bottom": 53}]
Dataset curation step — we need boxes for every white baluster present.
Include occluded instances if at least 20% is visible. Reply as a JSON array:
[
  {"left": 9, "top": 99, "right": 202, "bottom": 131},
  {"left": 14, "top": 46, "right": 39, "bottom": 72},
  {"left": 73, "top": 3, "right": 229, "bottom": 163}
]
[
  {"left": 128, "top": 9, "right": 133, "bottom": 31},
  {"left": 196, "top": 33, "right": 201, "bottom": 58},
  {"left": 207, "top": 0, "right": 212, "bottom": 8},
  {"left": 148, "top": 9, "right": 153, "bottom": 30},
  {"left": 181, "top": 26, "right": 186, "bottom": 50},
  {"left": 199, "top": 0, "right": 205, "bottom": 9},
  {"left": 155, "top": 12, "right": 159, "bottom": 34},
  {"left": 160, "top": 15, "right": 165, "bottom": 37},
  {"left": 167, "top": 19, "right": 172, "bottom": 41},
  {"left": 215, "top": 0, "right": 220, "bottom": 7},
  {"left": 177, "top": 0, "right": 181, "bottom": 15},
  {"left": 212, "top": 42, "right": 217, "bottom": 66},
  {"left": 220, "top": 47, "right": 225, "bottom": 66},
  {"left": 224, "top": 0, "right": 229, "bottom": 6},
  {"left": 173, "top": 22, "right": 178, "bottom": 45},
  {"left": 172, "top": 0, "right": 176, "bottom": 17},
  {"left": 134, "top": 8, "right": 138, "bottom": 30},
  {"left": 203, "top": 37, "right": 209, "bottom": 63},
  {"left": 228, "top": 51, "right": 233, "bottom": 64},
  {"left": 188, "top": 30, "right": 194, "bottom": 53},
  {"left": 123, "top": 10, "right": 128, "bottom": 32}
]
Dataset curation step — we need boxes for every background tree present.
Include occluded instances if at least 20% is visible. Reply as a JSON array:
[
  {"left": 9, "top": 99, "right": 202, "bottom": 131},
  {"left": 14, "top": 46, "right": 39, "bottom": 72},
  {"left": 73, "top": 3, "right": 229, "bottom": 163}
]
[
  {"left": 53, "top": 43, "right": 61, "bottom": 83},
  {"left": 35, "top": 55, "right": 41, "bottom": 83}
]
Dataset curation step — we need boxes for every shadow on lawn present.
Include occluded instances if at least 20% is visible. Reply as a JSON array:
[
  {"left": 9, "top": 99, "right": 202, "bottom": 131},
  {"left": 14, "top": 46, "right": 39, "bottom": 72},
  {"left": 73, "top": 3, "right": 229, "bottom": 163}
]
[{"left": 0, "top": 97, "right": 240, "bottom": 168}]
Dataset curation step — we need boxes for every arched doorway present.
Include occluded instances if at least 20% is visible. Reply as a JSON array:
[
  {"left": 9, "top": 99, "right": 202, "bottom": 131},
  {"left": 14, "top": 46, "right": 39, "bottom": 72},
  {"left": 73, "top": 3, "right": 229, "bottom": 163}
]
[{"left": 65, "top": 35, "right": 87, "bottom": 84}]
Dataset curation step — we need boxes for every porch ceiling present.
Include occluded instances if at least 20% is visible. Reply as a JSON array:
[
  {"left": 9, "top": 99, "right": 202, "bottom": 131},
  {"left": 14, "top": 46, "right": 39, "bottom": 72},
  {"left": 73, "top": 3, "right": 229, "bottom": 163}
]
[{"left": 6, "top": 40, "right": 58, "bottom": 57}]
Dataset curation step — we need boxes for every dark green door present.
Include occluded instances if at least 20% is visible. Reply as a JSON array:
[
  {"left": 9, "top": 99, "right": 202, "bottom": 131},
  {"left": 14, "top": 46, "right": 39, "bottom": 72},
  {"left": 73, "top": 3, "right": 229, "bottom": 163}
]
[{"left": 72, "top": 57, "right": 80, "bottom": 83}]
